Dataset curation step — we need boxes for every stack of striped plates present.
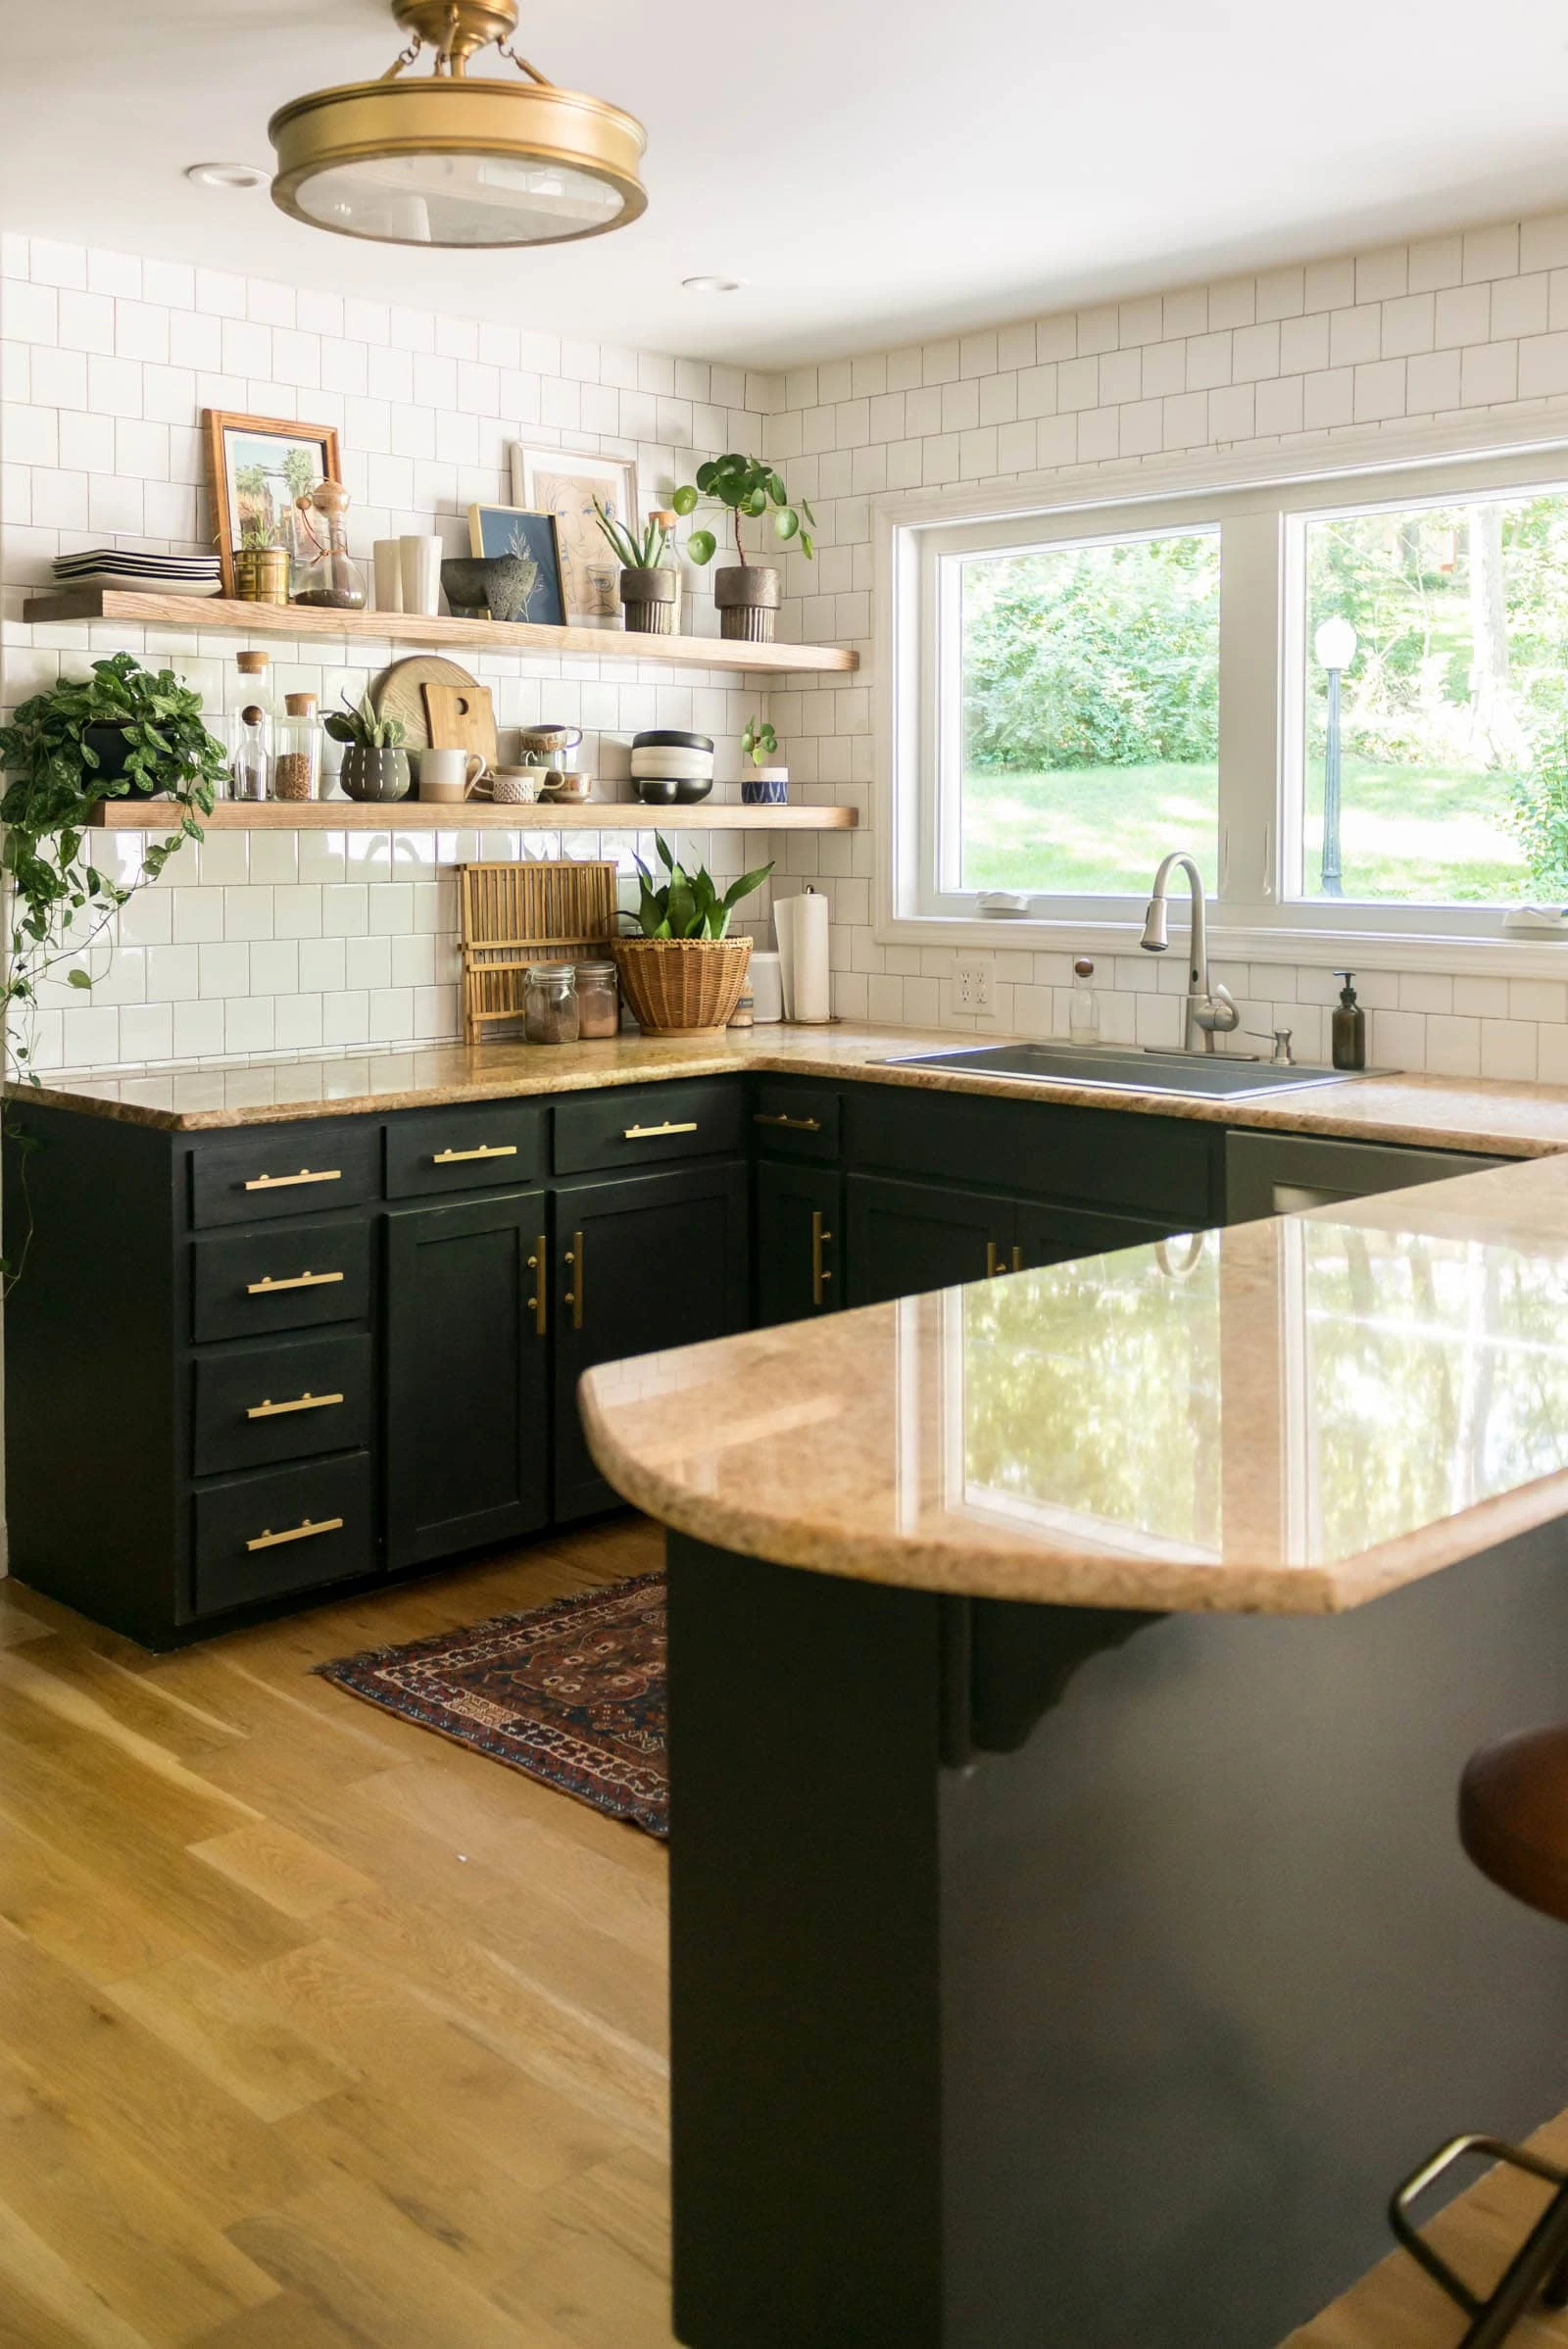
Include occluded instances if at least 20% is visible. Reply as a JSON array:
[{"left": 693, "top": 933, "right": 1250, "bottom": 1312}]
[
  {"left": 52, "top": 549, "right": 222, "bottom": 598},
  {"left": 631, "top": 729, "right": 714, "bottom": 805}
]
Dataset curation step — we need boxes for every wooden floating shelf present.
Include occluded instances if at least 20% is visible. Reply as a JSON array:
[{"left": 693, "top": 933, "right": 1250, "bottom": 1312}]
[
  {"left": 90, "top": 800, "right": 858, "bottom": 832},
  {"left": 22, "top": 590, "right": 859, "bottom": 675}
]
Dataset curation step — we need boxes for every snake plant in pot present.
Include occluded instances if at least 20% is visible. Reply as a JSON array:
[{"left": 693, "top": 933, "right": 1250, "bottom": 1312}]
[
  {"left": 670, "top": 457, "right": 815, "bottom": 643},
  {"left": 613, "top": 835, "right": 774, "bottom": 1033}
]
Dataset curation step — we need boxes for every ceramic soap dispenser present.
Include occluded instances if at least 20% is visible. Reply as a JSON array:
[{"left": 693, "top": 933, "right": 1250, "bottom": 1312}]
[{"left": 1332, "top": 971, "right": 1367, "bottom": 1071}]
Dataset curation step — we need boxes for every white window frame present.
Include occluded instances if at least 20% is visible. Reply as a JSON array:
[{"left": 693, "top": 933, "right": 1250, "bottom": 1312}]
[{"left": 877, "top": 412, "right": 1568, "bottom": 975}]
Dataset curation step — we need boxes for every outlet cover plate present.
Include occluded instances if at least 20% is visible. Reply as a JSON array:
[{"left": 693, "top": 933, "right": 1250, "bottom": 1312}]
[{"left": 955, "top": 956, "right": 994, "bottom": 1011}]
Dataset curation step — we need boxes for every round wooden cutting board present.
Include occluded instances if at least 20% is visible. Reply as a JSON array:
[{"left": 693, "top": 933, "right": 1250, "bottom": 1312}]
[{"left": 370, "top": 656, "right": 480, "bottom": 751}]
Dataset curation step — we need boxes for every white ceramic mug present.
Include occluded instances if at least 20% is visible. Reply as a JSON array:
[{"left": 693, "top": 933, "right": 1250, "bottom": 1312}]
[
  {"left": 372, "top": 539, "right": 403, "bottom": 613},
  {"left": 418, "top": 747, "right": 486, "bottom": 803},
  {"left": 399, "top": 534, "right": 443, "bottom": 618}
]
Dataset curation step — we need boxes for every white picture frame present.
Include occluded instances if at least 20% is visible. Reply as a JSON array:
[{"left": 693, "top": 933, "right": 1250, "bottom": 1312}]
[{"left": 511, "top": 444, "right": 640, "bottom": 628}]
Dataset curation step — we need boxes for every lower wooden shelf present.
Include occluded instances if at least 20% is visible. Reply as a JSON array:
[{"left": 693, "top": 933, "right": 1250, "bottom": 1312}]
[{"left": 90, "top": 800, "right": 858, "bottom": 832}]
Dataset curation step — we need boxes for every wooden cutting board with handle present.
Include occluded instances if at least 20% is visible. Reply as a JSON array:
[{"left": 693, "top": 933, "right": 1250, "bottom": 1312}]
[{"left": 421, "top": 680, "right": 499, "bottom": 773}]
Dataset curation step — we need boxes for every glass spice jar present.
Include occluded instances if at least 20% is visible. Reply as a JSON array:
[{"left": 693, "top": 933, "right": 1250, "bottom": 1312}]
[
  {"left": 574, "top": 959, "right": 619, "bottom": 1039},
  {"left": 523, "top": 962, "right": 580, "bottom": 1046},
  {"left": 228, "top": 649, "right": 273, "bottom": 801},
  {"left": 273, "top": 693, "right": 321, "bottom": 803}
]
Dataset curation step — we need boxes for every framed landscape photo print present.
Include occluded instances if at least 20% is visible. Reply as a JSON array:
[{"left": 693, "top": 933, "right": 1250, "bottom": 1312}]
[
  {"left": 205, "top": 412, "right": 342, "bottom": 596},
  {"left": 511, "top": 445, "right": 638, "bottom": 627},
  {"left": 466, "top": 505, "right": 567, "bottom": 627}
]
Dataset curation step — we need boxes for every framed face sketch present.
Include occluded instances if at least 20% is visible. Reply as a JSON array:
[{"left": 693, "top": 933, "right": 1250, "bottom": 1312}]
[
  {"left": 204, "top": 412, "right": 342, "bottom": 595},
  {"left": 511, "top": 445, "right": 638, "bottom": 627},
  {"left": 466, "top": 504, "right": 566, "bottom": 626}
]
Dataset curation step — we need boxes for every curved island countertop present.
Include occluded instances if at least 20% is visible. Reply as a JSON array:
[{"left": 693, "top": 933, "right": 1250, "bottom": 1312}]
[{"left": 580, "top": 1148, "right": 1568, "bottom": 1617}]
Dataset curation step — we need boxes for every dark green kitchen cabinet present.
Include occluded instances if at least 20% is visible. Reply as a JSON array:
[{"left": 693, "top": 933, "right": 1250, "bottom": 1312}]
[
  {"left": 755, "top": 1160, "right": 842, "bottom": 1325},
  {"left": 552, "top": 1161, "right": 750, "bottom": 1522},
  {"left": 1012, "top": 1198, "right": 1186, "bottom": 1271},
  {"left": 384, "top": 1188, "right": 551, "bottom": 1569},
  {"left": 846, "top": 1173, "right": 1018, "bottom": 1307}
]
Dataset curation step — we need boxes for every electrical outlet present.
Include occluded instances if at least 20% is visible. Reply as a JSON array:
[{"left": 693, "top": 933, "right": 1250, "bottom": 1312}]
[{"left": 955, "top": 956, "right": 993, "bottom": 1011}]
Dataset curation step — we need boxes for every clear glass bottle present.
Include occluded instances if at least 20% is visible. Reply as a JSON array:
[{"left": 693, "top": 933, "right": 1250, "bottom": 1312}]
[
  {"left": 524, "top": 962, "right": 580, "bottom": 1046},
  {"left": 274, "top": 692, "right": 322, "bottom": 804},
  {"left": 651, "top": 509, "right": 683, "bottom": 633},
  {"left": 228, "top": 650, "right": 273, "bottom": 802},
  {"left": 573, "top": 959, "right": 619, "bottom": 1039},
  {"left": 1068, "top": 956, "right": 1100, "bottom": 1043},
  {"left": 290, "top": 478, "right": 367, "bottom": 610}
]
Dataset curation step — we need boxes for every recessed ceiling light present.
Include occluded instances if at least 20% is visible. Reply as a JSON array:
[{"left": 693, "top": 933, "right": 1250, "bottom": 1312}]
[
  {"left": 682, "top": 274, "right": 742, "bottom": 293},
  {"left": 185, "top": 161, "right": 270, "bottom": 190}
]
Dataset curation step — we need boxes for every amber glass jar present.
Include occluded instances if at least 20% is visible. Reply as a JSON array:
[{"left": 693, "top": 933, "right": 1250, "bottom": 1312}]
[{"left": 574, "top": 959, "right": 619, "bottom": 1038}]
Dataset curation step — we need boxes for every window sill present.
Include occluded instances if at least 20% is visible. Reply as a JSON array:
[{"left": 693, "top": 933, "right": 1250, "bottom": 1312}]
[{"left": 877, "top": 910, "right": 1568, "bottom": 981}]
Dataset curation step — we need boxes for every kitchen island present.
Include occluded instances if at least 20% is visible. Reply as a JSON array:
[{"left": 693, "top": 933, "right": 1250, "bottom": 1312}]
[{"left": 580, "top": 1150, "right": 1568, "bottom": 2349}]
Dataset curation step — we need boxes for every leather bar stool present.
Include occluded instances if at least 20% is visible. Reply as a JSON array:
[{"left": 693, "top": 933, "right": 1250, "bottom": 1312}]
[{"left": 1387, "top": 1725, "right": 1568, "bottom": 2347}]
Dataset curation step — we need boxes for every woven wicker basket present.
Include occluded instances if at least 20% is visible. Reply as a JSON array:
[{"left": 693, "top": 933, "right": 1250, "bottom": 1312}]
[{"left": 612, "top": 936, "right": 753, "bottom": 1035}]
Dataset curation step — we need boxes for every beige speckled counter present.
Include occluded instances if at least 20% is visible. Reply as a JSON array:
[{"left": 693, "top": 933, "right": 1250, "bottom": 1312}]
[
  {"left": 580, "top": 1150, "right": 1568, "bottom": 1616},
  {"left": 20, "top": 1022, "right": 1568, "bottom": 1154}
]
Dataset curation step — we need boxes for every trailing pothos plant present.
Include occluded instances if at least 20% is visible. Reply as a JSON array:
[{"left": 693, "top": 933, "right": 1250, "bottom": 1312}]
[{"left": 627, "top": 834, "right": 774, "bottom": 939}]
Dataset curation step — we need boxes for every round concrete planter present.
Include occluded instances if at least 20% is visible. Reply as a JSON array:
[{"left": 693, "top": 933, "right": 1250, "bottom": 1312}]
[
  {"left": 620, "top": 566, "right": 679, "bottom": 635},
  {"left": 339, "top": 745, "right": 411, "bottom": 803},
  {"left": 713, "top": 564, "right": 781, "bottom": 643}
]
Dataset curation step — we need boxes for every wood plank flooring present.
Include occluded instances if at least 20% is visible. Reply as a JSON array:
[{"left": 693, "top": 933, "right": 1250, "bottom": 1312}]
[{"left": 0, "top": 1513, "right": 1565, "bottom": 2348}]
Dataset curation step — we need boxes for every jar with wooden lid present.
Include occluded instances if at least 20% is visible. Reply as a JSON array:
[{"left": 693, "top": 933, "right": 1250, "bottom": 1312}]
[
  {"left": 574, "top": 959, "right": 619, "bottom": 1039},
  {"left": 228, "top": 650, "right": 273, "bottom": 801},
  {"left": 274, "top": 693, "right": 321, "bottom": 803},
  {"left": 524, "top": 962, "right": 580, "bottom": 1046}
]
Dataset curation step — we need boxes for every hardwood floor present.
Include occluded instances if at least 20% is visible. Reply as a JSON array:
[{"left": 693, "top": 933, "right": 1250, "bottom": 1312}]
[{"left": 0, "top": 1515, "right": 1565, "bottom": 2348}]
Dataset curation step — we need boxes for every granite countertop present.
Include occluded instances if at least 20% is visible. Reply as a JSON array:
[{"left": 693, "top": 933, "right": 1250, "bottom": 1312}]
[
  {"left": 19, "top": 1023, "right": 1568, "bottom": 1153},
  {"left": 579, "top": 1150, "right": 1568, "bottom": 1616}
]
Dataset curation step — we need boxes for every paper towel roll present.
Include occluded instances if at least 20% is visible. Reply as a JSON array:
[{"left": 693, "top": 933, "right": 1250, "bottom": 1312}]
[
  {"left": 751, "top": 951, "right": 783, "bottom": 1023},
  {"left": 775, "top": 891, "right": 831, "bottom": 1024}
]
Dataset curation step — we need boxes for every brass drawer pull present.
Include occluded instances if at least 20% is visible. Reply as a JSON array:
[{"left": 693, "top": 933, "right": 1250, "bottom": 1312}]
[
  {"left": 756, "top": 1112, "right": 823, "bottom": 1133},
  {"left": 810, "top": 1210, "right": 833, "bottom": 1307},
  {"left": 527, "top": 1236, "right": 548, "bottom": 1338},
  {"left": 245, "top": 1392, "right": 344, "bottom": 1421},
  {"left": 623, "top": 1120, "right": 698, "bottom": 1140},
  {"left": 432, "top": 1144, "right": 518, "bottom": 1165},
  {"left": 243, "top": 1167, "right": 342, "bottom": 1192},
  {"left": 245, "top": 1269, "right": 345, "bottom": 1296},
  {"left": 564, "top": 1229, "right": 585, "bottom": 1331},
  {"left": 986, "top": 1240, "right": 1009, "bottom": 1279},
  {"left": 1011, "top": 1244, "right": 1024, "bottom": 1273},
  {"left": 245, "top": 1516, "right": 343, "bottom": 1553}
]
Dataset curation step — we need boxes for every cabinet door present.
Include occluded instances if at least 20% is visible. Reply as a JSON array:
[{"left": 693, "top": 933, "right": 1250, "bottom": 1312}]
[
  {"left": 756, "top": 1162, "right": 842, "bottom": 1327},
  {"left": 384, "top": 1189, "right": 550, "bottom": 1569},
  {"left": 553, "top": 1163, "right": 750, "bottom": 1522},
  {"left": 1013, "top": 1199, "right": 1177, "bottom": 1273},
  {"left": 845, "top": 1174, "right": 1014, "bottom": 1307}
]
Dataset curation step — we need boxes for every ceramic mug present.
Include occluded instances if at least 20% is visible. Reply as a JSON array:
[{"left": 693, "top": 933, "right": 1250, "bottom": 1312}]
[
  {"left": 399, "top": 534, "right": 444, "bottom": 618},
  {"left": 419, "top": 747, "right": 486, "bottom": 803},
  {"left": 537, "top": 769, "right": 593, "bottom": 803}
]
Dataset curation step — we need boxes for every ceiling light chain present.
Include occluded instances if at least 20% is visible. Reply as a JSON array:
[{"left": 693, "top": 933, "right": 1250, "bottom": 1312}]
[
  {"left": 497, "top": 40, "right": 553, "bottom": 89},
  {"left": 379, "top": 36, "right": 423, "bottom": 82}
]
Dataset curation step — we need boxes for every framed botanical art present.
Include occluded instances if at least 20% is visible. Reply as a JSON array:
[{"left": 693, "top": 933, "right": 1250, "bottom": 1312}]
[
  {"left": 510, "top": 445, "right": 638, "bottom": 627},
  {"left": 204, "top": 412, "right": 342, "bottom": 596},
  {"left": 466, "top": 504, "right": 567, "bottom": 626}
]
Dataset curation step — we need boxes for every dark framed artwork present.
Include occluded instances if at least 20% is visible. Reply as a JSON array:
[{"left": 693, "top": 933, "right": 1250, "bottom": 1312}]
[
  {"left": 466, "top": 504, "right": 567, "bottom": 627},
  {"left": 204, "top": 411, "right": 342, "bottom": 596}
]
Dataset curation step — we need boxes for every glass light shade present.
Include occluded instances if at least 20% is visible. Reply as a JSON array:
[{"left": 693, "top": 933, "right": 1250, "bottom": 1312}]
[{"left": 1313, "top": 615, "right": 1357, "bottom": 671}]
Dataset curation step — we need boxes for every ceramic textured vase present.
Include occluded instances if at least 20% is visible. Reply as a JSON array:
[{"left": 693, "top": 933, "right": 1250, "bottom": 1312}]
[
  {"left": 484, "top": 554, "right": 540, "bottom": 623},
  {"left": 713, "top": 564, "right": 781, "bottom": 643},
  {"left": 620, "top": 566, "right": 679, "bottom": 635},
  {"left": 339, "top": 745, "right": 411, "bottom": 803}
]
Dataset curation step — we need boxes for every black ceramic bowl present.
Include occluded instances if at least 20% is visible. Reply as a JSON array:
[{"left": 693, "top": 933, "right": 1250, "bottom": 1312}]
[
  {"left": 631, "top": 729, "right": 714, "bottom": 754},
  {"left": 636, "top": 778, "right": 680, "bottom": 805},
  {"left": 674, "top": 777, "right": 713, "bottom": 803}
]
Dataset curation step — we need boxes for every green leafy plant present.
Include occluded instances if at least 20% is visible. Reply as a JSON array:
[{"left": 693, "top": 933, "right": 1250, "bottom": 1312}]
[
  {"left": 0, "top": 653, "right": 224, "bottom": 1085},
  {"left": 590, "top": 501, "right": 669, "bottom": 571},
  {"left": 1508, "top": 729, "right": 1568, "bottom": 895},
  {"left": 323, "top": 691, "right": 406, "bottom": 750},
  {"left": 741, "top": 716, "right": 778, "bottom": 767},
  {"left": 627, "top": 835, "right": 773, "bottom": 939},
  {"left": 670, "top": 456, "right": 814, "bottom": 568}
]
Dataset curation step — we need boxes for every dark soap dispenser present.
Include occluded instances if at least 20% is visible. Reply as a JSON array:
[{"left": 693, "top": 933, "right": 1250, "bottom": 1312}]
[{"left": 1332, "top": 971, "right": 1367, "bottom": 1071}]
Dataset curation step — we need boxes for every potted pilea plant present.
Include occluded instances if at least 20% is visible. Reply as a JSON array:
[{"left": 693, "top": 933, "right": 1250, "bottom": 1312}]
[
  {"left": 740, "top": 714, "right": 789, "bottom": 806},
  {"left": 670, "top": 456, "right": 815, "bottom": 643},
  {"left": 0, "top": 652, "right": 224, "bottom": 1087},
  {"left": 591, "top": 502, "right": 678, "bottom": 636},
  {"left": 613, "top": 834, "right": 774, "bottom": 1034},
  {"left": 324, "top": 692, "right": 410, "bottom": 803}
]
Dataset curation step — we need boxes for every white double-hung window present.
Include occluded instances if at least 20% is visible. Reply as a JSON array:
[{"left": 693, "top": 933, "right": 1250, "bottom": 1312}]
[{"left": 886, "top": 434, "right": 1568, "bottom": 950}]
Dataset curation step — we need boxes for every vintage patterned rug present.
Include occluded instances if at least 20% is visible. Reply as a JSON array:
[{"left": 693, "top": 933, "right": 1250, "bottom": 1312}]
[{"left": 314, "top": 1573, "right": 668, "bottom": 1837}]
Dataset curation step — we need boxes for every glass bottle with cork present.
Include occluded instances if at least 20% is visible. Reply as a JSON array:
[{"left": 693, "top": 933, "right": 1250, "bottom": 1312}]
[
  {"left": 290, "top": 479, "right": 367, "bottom": 610},
  {"left": 228, "top": 650, "right": 274, "bottom": 802},
  {"left": 1068, "top": 956, "right": 1101, "bottom": 1044},
  {"left": 274, "top": 693, "right": 322, "bottom": 804}
]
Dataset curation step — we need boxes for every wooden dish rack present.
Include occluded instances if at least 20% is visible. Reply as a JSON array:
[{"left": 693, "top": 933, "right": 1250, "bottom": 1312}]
[{"left": 457, "top": 860, "right": 619, "bottom": 1044}]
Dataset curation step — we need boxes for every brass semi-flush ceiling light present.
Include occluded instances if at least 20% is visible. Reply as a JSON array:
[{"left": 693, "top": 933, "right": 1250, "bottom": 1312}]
[{"left": 269, "top": 0, "right": 646, "bottom": 248}]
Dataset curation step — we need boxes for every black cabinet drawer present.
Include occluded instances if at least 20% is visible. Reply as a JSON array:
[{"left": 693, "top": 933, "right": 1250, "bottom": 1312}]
[
  {"left": 1014, "top": 1199, "right": 1181, "bottom": 1271},
  {"left": 554, "top": 1080, "right": 743, "bottom": 1175},
  {"left": 192, "top": 1217, "right": 371, "bottom": 1343},
  {"left": 384, "top": 1101, "right": 547, "bottom": 1199},
  {"left": 190, "top": 1121, "right": 379, "bottom": 1229},
  {"left": 752, "top": 1081, "right": 841, "bottom": 1160},
  {"left": 192, "top": 1453, "right": 373, "bottom": 1617},
  {"left": 193, "top": 1333, "right": 372, "bottom": 1478}
]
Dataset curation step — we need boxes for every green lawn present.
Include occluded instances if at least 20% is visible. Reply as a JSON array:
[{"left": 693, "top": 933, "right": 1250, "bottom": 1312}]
[{"left": 961, "top": 759, "right": 1530, "bottom": 902}]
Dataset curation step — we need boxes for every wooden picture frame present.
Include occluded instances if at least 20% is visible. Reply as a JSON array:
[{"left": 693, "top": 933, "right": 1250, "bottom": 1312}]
[
  {"left": 466, "top": 504, "right": 567, "bottom": 627},
  {"left": 204, "top": 411, "right": 343, "bottom": 597},
  {"left": 510, "top": 444, "right": 638, "bottom": 627}
]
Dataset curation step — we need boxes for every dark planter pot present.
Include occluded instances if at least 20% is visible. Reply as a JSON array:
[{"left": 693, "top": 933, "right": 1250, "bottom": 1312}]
[
  {"left": 83, "top": 724, "right": 161, "bottom": 797},
  {"left": 339, "top": 745, "right": 411, "bottom": 803},
  {"left": 713, "top": 564, "right": 781, "bottom": 643},
  {"left": 621, "top": 566, "right": 678, "bottom": 636}
]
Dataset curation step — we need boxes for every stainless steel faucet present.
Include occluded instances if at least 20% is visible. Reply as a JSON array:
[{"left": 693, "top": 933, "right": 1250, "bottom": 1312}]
[{"left": 1138, "top": 852, "right": 1240, "bottom": 1053}]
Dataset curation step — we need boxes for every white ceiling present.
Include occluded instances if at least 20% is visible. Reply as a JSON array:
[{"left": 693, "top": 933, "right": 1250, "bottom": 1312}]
[{"left": 4, "top": 0, "right": 1568, "bottom": 367}]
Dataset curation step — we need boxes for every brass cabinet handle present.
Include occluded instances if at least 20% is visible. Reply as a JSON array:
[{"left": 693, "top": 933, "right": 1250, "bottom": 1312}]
[
  {"left": 755, "top": 1112, "right": 823, "bottom": 1133},
  {"left": 245, "top": 1269, "right": 345, "bottom": 1295},
  {"left": 432, "top": 1144, "right": 517, "bottom": 1165},
  {"left": 564, "top": 1229, "right": 585, "bottom": 1330},
  {"left": 243, "top": 1167, "right": 342, "bottom": 1192},
  {"left": 1011, "top": 1245, "right": 1024, "bottom": 1273},
  {"left": 986, "top": 1240, "right": 1010, "bottom": 1279},
  {"left": 526, "top": 1237, "right": 548, "bottom": 1337},
  {"left": 622, "top": 1121, "right": 698, "bottom": 1140},
  {"left": 246, "top": 1392, "right": 344, "bottom": 1421},
  {"left": 810, "top": 1210, "right": 833, "bottom": 1307},
  {"left": 245, "top": 1516, "right": 343, "bottom": 1553}
]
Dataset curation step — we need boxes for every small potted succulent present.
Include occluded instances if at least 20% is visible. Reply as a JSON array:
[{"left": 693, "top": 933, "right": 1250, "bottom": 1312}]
[
  {"left": 323, "top": 692, "right": 410, "bottom": 803},
  {"left": 613, "top": 834, "right": 774, "bottom": 1033},
  {"left": 591, "top": 502, "right": 678, "bottom": 636},
  {"left": 670, "top": 456, "right": 815, "bottom": 643},
  {"left": 741, "top": 715, "right": 788, "bottom": 806}
]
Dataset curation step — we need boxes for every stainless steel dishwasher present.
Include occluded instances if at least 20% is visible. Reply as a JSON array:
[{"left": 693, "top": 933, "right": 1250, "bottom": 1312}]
[{"left": 1225, "top": 1128, "right": 1506, "bottom": 1220}]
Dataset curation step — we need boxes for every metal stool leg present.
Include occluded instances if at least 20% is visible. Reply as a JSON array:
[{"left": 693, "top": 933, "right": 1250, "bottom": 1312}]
[{"left": 1390, "top": 2135, "right": 1568, "bottom": 2348}]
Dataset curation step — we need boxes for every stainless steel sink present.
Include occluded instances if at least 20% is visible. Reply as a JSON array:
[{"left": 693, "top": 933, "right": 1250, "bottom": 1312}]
[{"left": 880, "top": 1042, "right": 1376, "bottom": 1101}]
